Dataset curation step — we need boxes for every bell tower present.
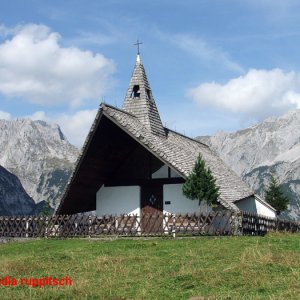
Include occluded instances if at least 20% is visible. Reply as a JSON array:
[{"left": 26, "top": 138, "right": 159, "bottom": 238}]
[{"left": 122, "top": 48, "right": 166, "bottom": 137}]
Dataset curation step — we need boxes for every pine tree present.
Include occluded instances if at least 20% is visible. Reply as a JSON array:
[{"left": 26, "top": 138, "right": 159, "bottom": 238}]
[
  {"left": 42, "top": 200, "right": 51, "bottom": 216},
  {"left": 182, "top": 154, "right": 220, "bottom": 207},
  {"left": 265, "top": 173, "right": 289, "bottom": 215}
]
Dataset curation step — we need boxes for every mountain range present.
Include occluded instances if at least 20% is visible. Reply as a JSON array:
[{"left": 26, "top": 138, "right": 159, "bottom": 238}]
[
  {"left": 0, "top": 119, "right": 79, "bottom": 213},
  {"left": 0, "top": 109, "right": 299, "bottom": 219},
  {"left": 198, "top": 109, "right": 300, "bottom": 220}
]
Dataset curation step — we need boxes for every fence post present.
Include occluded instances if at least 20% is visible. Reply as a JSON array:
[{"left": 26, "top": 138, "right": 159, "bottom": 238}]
[
  {"left": 44, "top": 216, "right": 48, "bottom": 239},
  {"left": 88, "top": 215, "right": 92, "bottom": 238},
  {"left": 230, "top": 212, "right": 236, "bottom": 236},
  {"left": 172, "top": 214, "right": 176, "bottom": 238},
  {"left": 275, "top": 218, "right": 279, "bottom": 232},
  {"left": 115, "top": 217, "right": 119, "bottom": 233},
  {"left": 137, "top": 213, "right": 141, "bottom": 235},
  {"left": 238, "top": 211, "right": 243, "bottom": 236},
  {"left": 25, "top": 218, "right": 29, "bottom": 238}
]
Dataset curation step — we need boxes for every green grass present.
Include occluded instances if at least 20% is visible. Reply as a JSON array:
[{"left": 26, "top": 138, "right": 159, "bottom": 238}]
[{"left": 0, "top": 233, "right": 300, "bottom": 299}]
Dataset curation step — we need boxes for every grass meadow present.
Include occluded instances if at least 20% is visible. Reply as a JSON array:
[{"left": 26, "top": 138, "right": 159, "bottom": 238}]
[{"left": 0, "top": 233, "right": 299, "bottom": 299}]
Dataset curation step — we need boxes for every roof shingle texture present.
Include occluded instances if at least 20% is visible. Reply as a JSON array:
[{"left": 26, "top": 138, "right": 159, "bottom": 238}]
[
  {"left": 102, "top": 104, "right": 254, "bottom": 210},
  {"left": 122, "top": 55, "right": 166, "bottom": 137},
  {"left": 58, "top": 54, "right": 275, "bottom": 215}
]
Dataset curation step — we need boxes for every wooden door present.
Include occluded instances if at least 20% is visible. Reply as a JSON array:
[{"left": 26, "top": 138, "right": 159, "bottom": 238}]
[{"left": 141, "top": 184, "right": 163, "bottom": 233}]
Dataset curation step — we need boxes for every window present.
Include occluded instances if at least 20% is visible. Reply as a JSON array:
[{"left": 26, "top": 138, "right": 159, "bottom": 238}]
[
  {"left": 146, "top": 88, "right": 151, "bottom": 99},
  {"left": 131, "top": 85, "right": 140, "bottom": 98},
  {"left": 152, "top": 165, "right": 168, "bottom": 179}
]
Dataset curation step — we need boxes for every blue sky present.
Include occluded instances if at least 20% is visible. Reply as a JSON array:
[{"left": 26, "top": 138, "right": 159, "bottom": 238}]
[{"left": 1, "top": 0, "right": 300, "bottom": 146}]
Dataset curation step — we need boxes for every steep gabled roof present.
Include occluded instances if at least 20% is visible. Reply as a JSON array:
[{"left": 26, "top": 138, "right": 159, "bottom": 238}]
[
  {"left": 57, "top": 102, "right": 254, "bottom": 214},
  {"left": 57, "top": 54, "right": 257, "bottom": 214},
  {"left": 102, "top": 104, "right": 254, "bottom": 210}
]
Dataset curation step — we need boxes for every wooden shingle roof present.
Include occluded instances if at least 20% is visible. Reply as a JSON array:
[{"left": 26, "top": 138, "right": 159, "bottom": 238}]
[
  {"left": 123, "top": 55, "right": 166, "bottom": 137},
  {"left": 102, "top": 104, "right": 254, "bottom": 210},
  {"left": 57, "top": 54, "right": 259, "bottom": 214}
]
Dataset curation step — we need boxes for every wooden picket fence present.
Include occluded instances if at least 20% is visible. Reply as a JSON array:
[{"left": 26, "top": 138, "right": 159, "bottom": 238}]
[
  {"left": 0, "top": 211, "right": 299, "bottom": 238},
  {"left": 241, "top": 211, "right": 300, "bottom": 235}
]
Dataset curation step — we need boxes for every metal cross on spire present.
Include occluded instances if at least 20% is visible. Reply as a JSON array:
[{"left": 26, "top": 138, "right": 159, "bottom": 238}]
[{"left": 134, "top": 39, "right": 142, "bottom": 55}]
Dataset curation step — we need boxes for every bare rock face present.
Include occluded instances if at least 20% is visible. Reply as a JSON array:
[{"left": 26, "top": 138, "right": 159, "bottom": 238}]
[
  {"left": 0, "top": 165, "right": 36, "bottom": 215},
  {"left": 198, "top": 109, "right": 300, "bottom": 220},
  {"left": 0, "top": 119, "right": 80, "bottom": 210}
]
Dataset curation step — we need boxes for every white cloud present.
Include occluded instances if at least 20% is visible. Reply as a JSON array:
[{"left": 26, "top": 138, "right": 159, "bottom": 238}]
[
  {"left": 70, "top": 31, "right": 120, "bottom": 47},
  {"left": 188, "top": 68, "right": 300, "bottom": 120},
  {"left": 0, "top": 25, "right": 18, "bottom": 37},
  {"left": 0, "top": 110, "right": 11, "bottom": 120},
  {"left": 25, "top": 109, "right": 97, "bottom": 147},
  {"left": 0, "top": 24, "right": 115, "bottom": 107},
  {"left": 26, "top": 111, "right": 47, "bottom": 121},
  {"left": 162, "top": 33, "right": 243, "bottom": 73},
  {"left": 54, "top": 109, "right": 98, "bottom": 147}
]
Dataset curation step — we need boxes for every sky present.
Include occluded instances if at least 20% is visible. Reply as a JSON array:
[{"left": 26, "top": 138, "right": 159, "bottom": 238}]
[{"left": 1, "top": 0, "right": 300, "bottom": 147}]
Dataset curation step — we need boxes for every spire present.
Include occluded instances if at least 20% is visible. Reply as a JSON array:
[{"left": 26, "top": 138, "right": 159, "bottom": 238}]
[{"left": 122, "top": 54, "right": 166, "bottom": 137}]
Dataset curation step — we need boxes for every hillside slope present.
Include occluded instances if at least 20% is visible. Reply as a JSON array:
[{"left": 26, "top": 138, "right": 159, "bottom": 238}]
[{"left": 0, "top": 165, "right": 37, "bottom": 215}]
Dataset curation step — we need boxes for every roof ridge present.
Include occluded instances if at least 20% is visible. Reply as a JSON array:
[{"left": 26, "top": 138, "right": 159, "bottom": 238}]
[
  {"left": 101, "top": 103, "right": 137, "bottom": 118},
  {"left": 165, "top": 127, "right": 210, "bottom": 148}
]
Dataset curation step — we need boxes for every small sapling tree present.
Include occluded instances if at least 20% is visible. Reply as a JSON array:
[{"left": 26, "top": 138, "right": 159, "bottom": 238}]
[
  {"left": 182, "top": 154, "right": 220, "bottom": 211},
  {"left": 42, "top": 200, "right": 51, "bottom": 216},
  {"left": 265, "top": 173, "right": 289, "bottom": 215}
]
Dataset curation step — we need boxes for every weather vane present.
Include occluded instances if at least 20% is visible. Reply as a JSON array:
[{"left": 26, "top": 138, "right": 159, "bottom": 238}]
[{"left": 134, "top": 39, "right": 142, "bottom": 55}]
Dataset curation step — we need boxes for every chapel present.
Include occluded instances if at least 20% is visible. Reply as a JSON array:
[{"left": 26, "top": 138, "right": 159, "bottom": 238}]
[{"left": 56, "top": 52, "right": 276, "bottom": 218}]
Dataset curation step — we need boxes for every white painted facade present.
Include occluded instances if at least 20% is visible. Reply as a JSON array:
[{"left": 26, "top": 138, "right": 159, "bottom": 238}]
[
  {"left": 96, "top": 183, "right": 275, "bottom": 219},
  {"left": 255, "top": 197, "right": 277, "bottom": 218},
  {"left": 163, "top": 183, "right": 211, "bottom": 214},
  {"left": 96, "top": 183, "right": 212, "bottom": 216},
  {"left": 152, "top": 165, "right": 168, "bottom": 178},
  {"left": 96, "top": 185, "right": 140, "bottom": 215},
  {"left": 152, "top": 165, "right": 181, "bottom": 179},
  {"left": 235, "top": 196, "right": 256, "bottom": 212},
  {"left": 235, "top": 196, "right": 276, "bottom": 218}
]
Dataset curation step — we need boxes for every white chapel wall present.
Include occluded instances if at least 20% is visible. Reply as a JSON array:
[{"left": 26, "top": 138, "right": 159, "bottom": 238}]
[
  {"left": 96, "top": 186, "right": 140, "bottom": 216},
  {"left": 163, "top": 183, "right": 212, "bottom": 214},
  {"left": 235, "top": 197, "right": 256, "bottom": 213},
  {"left": 254, "top": 198, "right": 276, "bottom": 218},
  {"left": 152, "top": 165, "right": 168, "bottom": 178},
  {"left": 170, "top": 168, "right": 181, "bottom": 178},
  {"left": 152, "top": 164, "right": 182, "bottom": 179},
  {"left": 235, "top": 196, "right": 276, "bottom": 218}
]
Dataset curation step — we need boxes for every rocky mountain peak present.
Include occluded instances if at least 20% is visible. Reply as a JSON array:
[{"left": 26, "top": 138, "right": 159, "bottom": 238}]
[
  {"left": 0, "top": 118, "right": 80, "bottom": 209},
  {"left": 198, "top": 109, "right": 300, "bottom": 220}
]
